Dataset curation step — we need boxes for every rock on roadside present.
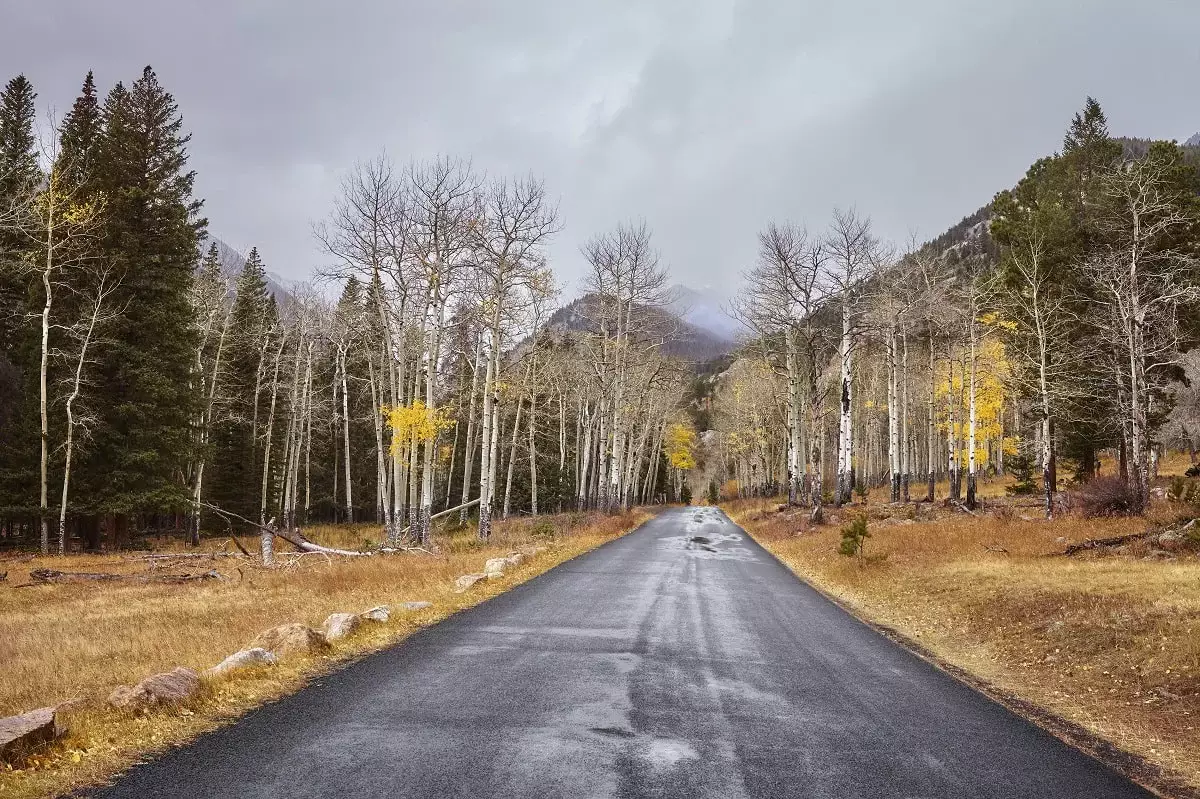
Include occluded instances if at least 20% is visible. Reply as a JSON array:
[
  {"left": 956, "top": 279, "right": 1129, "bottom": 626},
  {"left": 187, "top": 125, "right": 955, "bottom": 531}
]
[
  {"left": 203, "top": 648, "right": 277, "bottom": 677},
  {"left": 504, "top": 552, "right": 526, "bottom": 568},
  {"left": 322, "top": 612, "right": 361, "bottom": 642},
  {"left": 359, "top": 606, "right": 390, "bottom": 623},
  {"left": 249, "top": 623, "right": 329, "bottom": 657},
  {"left": 454, "top": 573, "right": 488, "bottom": 593},
  {"left": 0, "top": 707, "right": 62, "bottom": 762},
  {"left": 108, "top": 667, "right": 200, "bottom": 712},
  {"left": 483, "top": 558, "right": 508, "bottom": 578}
]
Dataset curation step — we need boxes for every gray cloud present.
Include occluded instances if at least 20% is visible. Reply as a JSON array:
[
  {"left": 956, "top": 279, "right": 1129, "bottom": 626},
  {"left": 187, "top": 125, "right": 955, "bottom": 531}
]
[{"left": 4, "top": 0, "right": 1199, "bottom": 296}]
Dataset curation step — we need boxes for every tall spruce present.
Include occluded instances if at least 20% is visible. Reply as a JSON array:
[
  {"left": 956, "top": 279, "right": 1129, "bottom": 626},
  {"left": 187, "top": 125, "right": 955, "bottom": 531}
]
[
  {"left": 84, "top": 67, "right": 205, "bottom": 533},
  {"left": 0, "top": 75, "right": 42, "bottom": 518},
  {"left": 208, "top": 246, "right": 276, "bottom": 524}
]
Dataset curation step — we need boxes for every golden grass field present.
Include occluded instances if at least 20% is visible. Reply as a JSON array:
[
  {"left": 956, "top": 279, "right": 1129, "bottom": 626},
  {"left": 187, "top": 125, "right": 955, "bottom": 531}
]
[
  {"left": 0, "top": 510, "right": 649, "bottom": 799},
  {"left": 727, "top": 461, "right": 1200, "bottom": 796}
]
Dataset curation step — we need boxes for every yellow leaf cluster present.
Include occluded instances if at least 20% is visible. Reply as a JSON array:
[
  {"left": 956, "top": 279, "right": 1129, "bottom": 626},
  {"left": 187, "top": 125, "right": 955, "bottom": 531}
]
[
  {"left": 384, "top": 400, "right": 453, "bottom": 453},
  {"left": 665, "top": 421, "right": 698, "bottom": 471}
]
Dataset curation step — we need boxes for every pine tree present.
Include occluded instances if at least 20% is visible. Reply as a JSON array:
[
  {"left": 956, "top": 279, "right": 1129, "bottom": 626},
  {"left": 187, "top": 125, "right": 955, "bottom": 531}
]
[
  {"left": 57, "top": 72, "right": 102, "bottom": 191},
  {"left": 83, "top": 67, "right": 206, "bottom": 532},
  {"left": 208, "top": 247, "right": 276, "bottom": 524},
  {"left": 0, "top": 75, "right": 42, "bottom": 519}
]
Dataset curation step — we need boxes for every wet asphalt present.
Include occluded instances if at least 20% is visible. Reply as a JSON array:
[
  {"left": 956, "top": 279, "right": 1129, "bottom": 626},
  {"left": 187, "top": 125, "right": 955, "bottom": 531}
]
[{"left": 91, "top": 506, "right": 1154, "bottom": 798}]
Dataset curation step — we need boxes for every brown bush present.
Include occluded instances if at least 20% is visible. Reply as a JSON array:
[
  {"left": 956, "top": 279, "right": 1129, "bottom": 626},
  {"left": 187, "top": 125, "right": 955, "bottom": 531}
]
[{"left": 1076, "top": 476, "right": 1141, "bottom": 518}]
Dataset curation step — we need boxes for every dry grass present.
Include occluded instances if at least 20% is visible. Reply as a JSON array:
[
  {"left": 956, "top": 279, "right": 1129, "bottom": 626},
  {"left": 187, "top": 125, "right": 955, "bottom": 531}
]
[
  {"left": 0, "top": 510, "right": 649, "bottom": 798},
  {"left": 728, "top": 485, "right": 1200, "bottom": 795}
]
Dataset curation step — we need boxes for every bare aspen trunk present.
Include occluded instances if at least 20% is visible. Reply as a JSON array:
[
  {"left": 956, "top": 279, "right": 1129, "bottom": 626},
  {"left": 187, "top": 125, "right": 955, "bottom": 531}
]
[
  {"left": 529, "top": 395, "right": 539, "bottom": 516},
  {"left": 835, "top": 303, "right": 853, "bottom": 507},
  {"left": 39, "top": 234, "right": 53, "bottom": 555},
  {"left": 502, "top": 395, "right": 524, "bottom": 520},
  {"left": 927, "top": 337, "right": 937, "bottom": 502},
  {"left": 460, "top": 342, "right": 482, "bottom": 522},
  {"left": 339, "top": 347, "right": 354, "bottom": 522},
  {"left": 900, "top": 331, "right": 910, "bottom": 502},
  {"left": 477, "top": 331, "right": 498, "bottom": 540},
  {"left": 260, "top": 334, "right": 286, "bottom": 525},
  {"left": 887, "top": 328, "right": 900, "bottom": 502},
  {"left": 966, "top": 316, "right": 979, "bottom": 510}
]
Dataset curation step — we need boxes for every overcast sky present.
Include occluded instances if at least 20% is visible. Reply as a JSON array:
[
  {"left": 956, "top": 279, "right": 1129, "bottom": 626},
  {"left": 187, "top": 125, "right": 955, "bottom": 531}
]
[{"left": 4, "top": 0, "right": 1199, "bottom": 297}]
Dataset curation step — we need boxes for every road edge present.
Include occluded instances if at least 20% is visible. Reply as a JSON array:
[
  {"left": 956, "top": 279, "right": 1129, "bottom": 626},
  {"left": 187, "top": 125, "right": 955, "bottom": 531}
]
[{"left": 719, "top": 506, "right": 1196, "bottom": 799}]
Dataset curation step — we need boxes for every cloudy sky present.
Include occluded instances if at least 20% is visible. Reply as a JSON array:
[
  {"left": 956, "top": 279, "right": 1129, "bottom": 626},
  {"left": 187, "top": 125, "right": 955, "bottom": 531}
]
[{"left": 4, "top": 0, "right": 1199, "bottom": 296}]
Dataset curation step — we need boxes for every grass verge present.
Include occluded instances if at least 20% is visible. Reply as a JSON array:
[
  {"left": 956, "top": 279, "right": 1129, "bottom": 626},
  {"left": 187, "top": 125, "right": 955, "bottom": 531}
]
[
  {"left": 0, "top": 509, "right": 649, "bottom": 799},
  {"left": 726, "top": 490, "right": 1200, "bottom": 798}
]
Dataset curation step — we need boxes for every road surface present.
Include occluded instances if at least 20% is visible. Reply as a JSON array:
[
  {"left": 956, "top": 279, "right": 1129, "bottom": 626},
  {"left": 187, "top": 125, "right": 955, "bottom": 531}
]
[{"left": 93, "top": 507, "right": 1153, "bottom": 798}]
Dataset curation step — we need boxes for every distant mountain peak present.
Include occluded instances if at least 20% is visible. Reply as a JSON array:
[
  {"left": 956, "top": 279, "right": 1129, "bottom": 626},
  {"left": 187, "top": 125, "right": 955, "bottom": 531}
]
[
  {"left": 202, "top": 236, "right": 291, "bottom": 301},
  {"left": 667, "top": 283, "right": 744, "bottom": 342},
  {"left": 1185, "top": 132, "right": 1200, "bottom": 148}
]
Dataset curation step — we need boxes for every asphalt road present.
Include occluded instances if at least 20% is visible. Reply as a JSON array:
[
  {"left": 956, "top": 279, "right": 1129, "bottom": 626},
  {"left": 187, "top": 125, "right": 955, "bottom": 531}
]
[{"left": 93, "top": 507, "right": 1154, "bottom": 799}]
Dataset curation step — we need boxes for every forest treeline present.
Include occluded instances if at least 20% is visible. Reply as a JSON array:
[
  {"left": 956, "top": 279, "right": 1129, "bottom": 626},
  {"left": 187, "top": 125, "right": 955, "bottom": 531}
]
[
  {"left": 711, "top": 99, "right": 1200, "bottom": 519},
  {"left": 0, "top": 68, "right": 699, "bottom": 554}
]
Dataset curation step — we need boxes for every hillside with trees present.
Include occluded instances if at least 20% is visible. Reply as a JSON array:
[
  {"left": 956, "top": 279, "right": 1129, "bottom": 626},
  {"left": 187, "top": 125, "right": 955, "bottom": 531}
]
[{"left": 707, "top": 98, "right": 1200, "bottom": 520}]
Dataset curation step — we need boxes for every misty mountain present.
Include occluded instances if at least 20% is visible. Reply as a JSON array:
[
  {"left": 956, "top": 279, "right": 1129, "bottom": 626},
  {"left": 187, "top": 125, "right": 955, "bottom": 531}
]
[
  {"left": 547, "top": 293, "right": 736, "bottom": 363},
  {"left": 667, "top": 284, "right": 745, "bottom": 343},
  {"left": 1185, "top": 132, "right": 1200, "bottom": 148}
]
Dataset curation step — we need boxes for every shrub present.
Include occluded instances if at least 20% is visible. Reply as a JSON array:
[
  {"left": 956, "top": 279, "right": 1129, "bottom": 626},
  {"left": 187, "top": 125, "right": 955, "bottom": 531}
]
[
  {"left": 707, "top": 481, "right": 719, "bottom": 505},
  {"left": 1077, "top": 476, "right": 1141, "bottom": 518},
  {"left": 1006, "top": 451, "right": 1038, "bottom": 496},
  {"left": 854, "top": 482, "right": 870, "bottom": 504},
  {"left": 530, "top": 520, "right": 556, "bottom": 540},
  {"left": 1167, "top": 476, "right": 1200, "bottom": 504},
  {"left": 838, "top": 515, "right": 870, "bottom": 561}
]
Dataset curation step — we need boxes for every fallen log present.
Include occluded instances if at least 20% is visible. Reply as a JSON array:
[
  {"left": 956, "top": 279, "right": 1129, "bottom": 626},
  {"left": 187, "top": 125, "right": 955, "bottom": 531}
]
[
  {"left": 1063, "top": 531, "right": 1156, "bottom": 556},
  {"left": 28, "top": 568, "right": 224, "bottom": 585},
  {"left": 197, "top": 501, "right": 368, "bottom": 559}
]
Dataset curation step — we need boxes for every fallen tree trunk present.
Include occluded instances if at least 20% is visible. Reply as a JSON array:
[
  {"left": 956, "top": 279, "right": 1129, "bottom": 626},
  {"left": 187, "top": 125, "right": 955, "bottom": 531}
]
[
  {"left": 28, "top": 569, "right": 224, "bottom": 585},
  {"left": 1062, "top": 520, "right": 1197, "bottom": 556},
  {"left": 197, "top": 501, "right": 368, "bottom": 559}
]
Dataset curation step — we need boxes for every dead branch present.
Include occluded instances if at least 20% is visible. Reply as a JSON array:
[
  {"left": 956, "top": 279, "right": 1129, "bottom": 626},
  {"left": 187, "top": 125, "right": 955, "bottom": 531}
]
[
  {"left": 196, "top": 500, "right": 368, "bottom": 558},
  {"left": 981, "top": 544, "right": 1009, "bottom": 555},
  {"left": 950, "top": 501, "right": 982, "bottom": 518}
]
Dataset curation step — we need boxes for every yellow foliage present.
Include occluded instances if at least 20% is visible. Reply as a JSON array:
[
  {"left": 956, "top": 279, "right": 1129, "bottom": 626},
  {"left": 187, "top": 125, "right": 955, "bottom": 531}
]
[
  {"left": 665, "top": 422, "right": 698, "bottom": 471},
  {"left": 384, "top": 401, "right": 453, "bottom": 454},
  {"left": 936, "top": 336, "right": 1011, "bottom": 464}
]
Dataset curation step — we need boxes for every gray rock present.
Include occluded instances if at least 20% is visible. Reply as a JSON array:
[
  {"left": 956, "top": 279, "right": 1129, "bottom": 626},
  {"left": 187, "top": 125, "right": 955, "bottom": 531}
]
[
  {"left": 359, "top": 606, "right": 390, "bottom": 623},
  {"left": 504, "top": 552, "right": 526, "bottom": 567},
  {"left": 108, "top": 667, "right": 200, "bottom": 711},
  {"left": 0, "top": 707, "right": 62, "bottom": 762},
  {"left": 398, "top": 601, "right": 433, "bottom": 611},
  {"left": 322, "top": 613, "right": 362, "bottom": 641},
  {"left": 204, "top": 648, "right": 277, "bottom": 677},
  {"left": 249, "top": 623, "right": 329, "bottom": 657},
  {"left": 483, "top": 558, "right": 508, "bottom": 577},
  {"left": 454, "top": 573, "right": 488, "bottom": 593}
]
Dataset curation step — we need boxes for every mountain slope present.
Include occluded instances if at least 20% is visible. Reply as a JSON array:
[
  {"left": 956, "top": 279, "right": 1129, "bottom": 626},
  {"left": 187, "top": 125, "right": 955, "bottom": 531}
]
[{"left": 547, "top": 293, "right": 736, "bottom": 362}]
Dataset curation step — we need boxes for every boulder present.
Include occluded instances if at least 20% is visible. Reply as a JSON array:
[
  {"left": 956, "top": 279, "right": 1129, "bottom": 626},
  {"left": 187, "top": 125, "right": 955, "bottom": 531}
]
[
  {"left": 359, "top": 606, "right": 390, "bottom": 623},
  {"left": 108, "top": 667, "right": 200, "bottom": 711},
  {"left": 204, "top": 648, "right": 277, "bottom": 677},
  {"left": 454, "top": 573, "right": 488, "bottom": 593},
  {"left": 249, "top": 623, "right": 329, "bottom": 657},
  {"left": 504, "top": 552, "right": 526, "bottom": 568},
  {"left": 483, "top": 558, "right": 508, "bottom": 578},
  {"left": 322, "top": 612, "right": 361, "bottom": 641},
  {"left": 398, "top": 601, "right": 433, "bottom": 612},
  {"left": 0, "top": 707, "right": 62, "bottom": 762}
]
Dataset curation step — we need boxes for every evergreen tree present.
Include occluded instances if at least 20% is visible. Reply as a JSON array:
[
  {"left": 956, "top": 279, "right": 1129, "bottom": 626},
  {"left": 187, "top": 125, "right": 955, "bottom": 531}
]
[
  {"left": 57, "top": 72, "right": 102, "bottom": 191},
  {"left": 0, "top": 75, "right": 41, "bottom": 517},
  {"left": 208, "top": 246, "right": 276, "bottom": 524},
  {"left": 83, "top": 66, "right": 206, "bottom": 530}
]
